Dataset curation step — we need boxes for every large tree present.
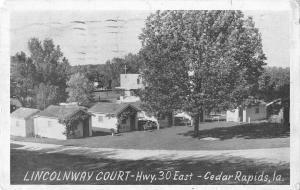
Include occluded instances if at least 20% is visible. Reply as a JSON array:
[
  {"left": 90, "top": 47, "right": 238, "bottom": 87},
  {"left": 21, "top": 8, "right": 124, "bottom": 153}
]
[
  {"left": 66, "top": 73, "right": 94, "bottom": 106},
  {"left": 10, "top": 52, "right": 37, "bottom": 107},
  {"left": 139, "top": 10, "right": 266, "bottom": 136},
  {"left": 11, "top": 38, "right": 71, "bottom": 109},
  {"left": 28, "top": 38, "right": 71, "bottom": 101},
  {"left": 35, "top": 83, "right": 60, "bottom": 110}
]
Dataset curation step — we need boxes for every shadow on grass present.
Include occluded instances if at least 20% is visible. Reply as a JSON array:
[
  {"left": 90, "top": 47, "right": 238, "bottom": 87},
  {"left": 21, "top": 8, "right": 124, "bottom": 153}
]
[
  {"left": 178, "top": 122, "right": 290, "bottom": 140},
  {"left": 10, "top": 147, "right": 289, "bottom": 185},
  {"left": 92, "top": 131, "right": 112, "bottom": 137}
]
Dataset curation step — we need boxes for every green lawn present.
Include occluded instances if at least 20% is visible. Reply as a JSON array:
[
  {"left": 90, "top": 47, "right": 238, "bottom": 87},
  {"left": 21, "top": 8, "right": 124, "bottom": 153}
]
[
  {"left": 10, "top": 143, "right": 289, "bottom": 185},
  {"left": 11, "top": 122, "right": 290, "bottom": 150},
  {"left": 10, "top": 122, "right": 290, "bottom": 185}
]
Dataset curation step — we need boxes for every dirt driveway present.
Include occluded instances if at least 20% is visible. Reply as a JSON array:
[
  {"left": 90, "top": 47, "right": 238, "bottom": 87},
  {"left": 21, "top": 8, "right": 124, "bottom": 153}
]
[
  {"left": 11, "top": 140, "right": 289, "bottom": 163},
  {"left": 10, "top": 142, "right": 290, "bottom": 185}
]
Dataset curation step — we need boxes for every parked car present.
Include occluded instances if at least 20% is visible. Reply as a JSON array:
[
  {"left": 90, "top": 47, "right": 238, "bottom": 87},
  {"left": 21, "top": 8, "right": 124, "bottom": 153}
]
[
  {"left": 174, "top": 117, "right": 192, "bottom": 126},
  {"left": 205, "top": 114, "right": 226, "bottom": 122},
  {"left": 138, "top": 120, "right": 158, "bottom": 131}
]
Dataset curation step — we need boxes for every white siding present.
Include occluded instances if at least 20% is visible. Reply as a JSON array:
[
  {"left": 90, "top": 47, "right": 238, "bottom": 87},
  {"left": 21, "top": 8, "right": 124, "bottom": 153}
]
[
  {"left": 244, "top": 105, "right": 267, "bottom": 122},
  {"left": 226, "top": 105, "right": 267, "bottom": 122},
  {"left": 88, "top": 117, "right": 92, "bottom": 136},
  {"left": 91, "top": 112, "right": 137, "bottom": 132},
  {"left": 91, "top": 113, "right": 118, "bottom": 132},
  {"left": 226, "top": 109, "right": 239, "bottom": 122},
  {"left": 34, "top": 117, "right": 67, "bottom": 140},
  {"left": 11, "top": 118, "right": 26, "bottom": 137},
  {"left": 120, "top": 74, "right": 143, "bottom": 90}
]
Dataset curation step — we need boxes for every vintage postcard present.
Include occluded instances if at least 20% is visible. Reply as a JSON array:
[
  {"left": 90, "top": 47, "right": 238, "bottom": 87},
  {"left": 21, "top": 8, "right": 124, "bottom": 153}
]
[{"left": 0, "top": 0, "right": 299, "bottom": 189}]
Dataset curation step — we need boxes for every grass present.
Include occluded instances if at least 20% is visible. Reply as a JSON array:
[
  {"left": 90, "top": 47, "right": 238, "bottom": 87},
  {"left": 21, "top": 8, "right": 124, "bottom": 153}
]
[
  {"left": 10, "top": 144, "right": 289, "bottom": 185},
  {"left": 178, "top": 122, "right": 290, "bottom": 139},
  {"left": 11, "top": 122, "right": 290, "bottom": 150}
]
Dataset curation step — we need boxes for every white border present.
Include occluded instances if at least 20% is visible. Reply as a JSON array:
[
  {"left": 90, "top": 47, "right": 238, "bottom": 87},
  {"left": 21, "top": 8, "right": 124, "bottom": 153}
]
[
  {"left": 3, "top": 0, "right": 292, "bottom": 11},
  {"left": 0, "top": 0, "right": 299, "bottom": 190}
]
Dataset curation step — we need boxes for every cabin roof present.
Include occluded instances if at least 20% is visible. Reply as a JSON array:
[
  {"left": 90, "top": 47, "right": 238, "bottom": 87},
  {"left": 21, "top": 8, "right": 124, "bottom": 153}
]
[
  {"left": 36, "top": 105, "right": 90, "bottom": 120},
  {"left": 11, "top": 107, "right": 40, "bottom": 119},
  {"left": 88, "top": 102, "right": 141, "bottom": 115}
]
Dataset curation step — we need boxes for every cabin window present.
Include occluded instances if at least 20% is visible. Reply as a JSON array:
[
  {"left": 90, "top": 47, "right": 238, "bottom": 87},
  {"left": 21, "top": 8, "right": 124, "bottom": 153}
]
[
  {"left": 255, "top": 107, "right": 259, "bottom": 114},
  {"left": 137, "top": 78, "right": 140, "bottom": 84},
  {"left": 121, "top": 118, "right": 127, "bottom": 124},
  {"left": 98, "top": 116, "right": 104, "bottom": 122},
  {"left": 48, "top": 121, "right": 52, "bottom": 127}
]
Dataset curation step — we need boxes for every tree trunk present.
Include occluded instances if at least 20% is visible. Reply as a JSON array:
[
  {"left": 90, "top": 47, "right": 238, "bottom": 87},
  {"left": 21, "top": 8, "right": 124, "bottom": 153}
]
[
  {"left": 193, "top": 109, "right": 203, "bottom": 137},
  {"left": 155, "top": 112, "right": 160, "bottom": 130},
  {"left": 199, "top": 109, "right": 204, "bottom": 122},
  {"left": 193, "top": 112, "right": 200, "bottom": 137},
  {"left": 168, "top": 112, "right": 173, "bottom": 127}
]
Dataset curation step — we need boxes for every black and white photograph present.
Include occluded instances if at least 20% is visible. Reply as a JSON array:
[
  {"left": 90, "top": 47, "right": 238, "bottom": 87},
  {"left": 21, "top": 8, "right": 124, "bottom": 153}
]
[{"left": 0, "top": 0, "right": 299, "bottom": 188}]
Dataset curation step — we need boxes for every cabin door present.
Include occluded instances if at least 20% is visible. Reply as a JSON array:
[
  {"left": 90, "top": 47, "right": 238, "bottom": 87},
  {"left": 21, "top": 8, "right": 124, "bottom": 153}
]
[
  {"left": 130, "top": 114, "right": 136, "bottom": 131},
  {"left": 238, "top": 108, "right": 243, "bottom": 122},
  {"left": 82, "top": 118, "right": 90, "bottom": 137}
]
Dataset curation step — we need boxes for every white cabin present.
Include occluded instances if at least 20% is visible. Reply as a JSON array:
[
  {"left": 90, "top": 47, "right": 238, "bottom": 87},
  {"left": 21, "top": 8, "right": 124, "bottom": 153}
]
[
  {"left": 11, "top": 107, "right": 40, "bottom": 137},
  {"left": 226, "top": 103, "right": 267, "bottom": 123}
]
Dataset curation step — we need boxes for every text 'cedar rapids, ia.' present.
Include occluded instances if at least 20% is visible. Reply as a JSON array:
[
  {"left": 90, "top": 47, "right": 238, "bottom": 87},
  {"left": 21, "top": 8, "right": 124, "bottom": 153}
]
[{"left": 23, "top": 170, "right": 285, "bottom": 184}]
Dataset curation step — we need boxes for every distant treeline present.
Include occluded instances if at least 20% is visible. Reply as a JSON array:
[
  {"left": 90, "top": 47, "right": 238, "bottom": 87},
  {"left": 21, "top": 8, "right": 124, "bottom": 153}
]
[
  {"left": 258, "top": 66, "right": 289, "bottom": 102},
  {"left": 71, "top": 53, "right": 143, "bottom": 89},
  {"left": 10, "top": 38, "right": 143, "bottom": 109},
  {"left": 72, "top": 62, "right": 290, "bottom": 102},
  {"left": 10, "top": 38, "right": 289, "bottom": 111}
]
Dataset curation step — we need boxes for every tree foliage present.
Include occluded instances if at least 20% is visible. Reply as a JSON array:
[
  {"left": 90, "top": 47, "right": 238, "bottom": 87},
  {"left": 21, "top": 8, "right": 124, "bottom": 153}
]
[
  {"left": 71, "top": 53, "right": 143, "bottom": 89},
  {"left": 258, "top": 66, "right": 290, "bottom": 101},
  {"left": 58, "top": 110, "right": 90, "bottom": 138},
  {"left": 28, "top": 38, "right": 71, "bottom": 101},
  {"left": 10, "top": 52, "right": 36, "bottom": 107},
  {"left": 35, "top": 83, "right": 60, "bottom": 110},
  {"left": 11, "top": 38, "right": 71, "bottom": 109},
  {"left": 66, "top": 73, "right": 94, "bottom": 106},
  {"left": 139, "top": 10, "right": 267, "bottom": 136}
]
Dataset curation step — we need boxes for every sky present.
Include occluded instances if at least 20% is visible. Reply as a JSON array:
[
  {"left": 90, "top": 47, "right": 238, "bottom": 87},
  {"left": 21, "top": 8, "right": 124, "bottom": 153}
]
[{"left": 10, "top": 10, "right": 290, "bottom": 67}]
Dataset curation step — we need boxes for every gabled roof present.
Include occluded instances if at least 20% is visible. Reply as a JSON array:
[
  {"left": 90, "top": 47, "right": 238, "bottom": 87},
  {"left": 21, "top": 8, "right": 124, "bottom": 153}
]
[
  {"left": 88, "top": 102, "right": 141, "bottom": 115},
  {"left": 266, "top": 98, "right": 289, "bottom": 107},
  {"left": 128, "top": 101, "right": 142, "bottom": 110},
  {"left": 11, "top": 107, "right": 40, "bottom": 119},
  {"left": 266, "top": 98, "right": 282, "bottom": 107},
  {"left": 36, "top": 105, "right": 91, "bottom": 120}
]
